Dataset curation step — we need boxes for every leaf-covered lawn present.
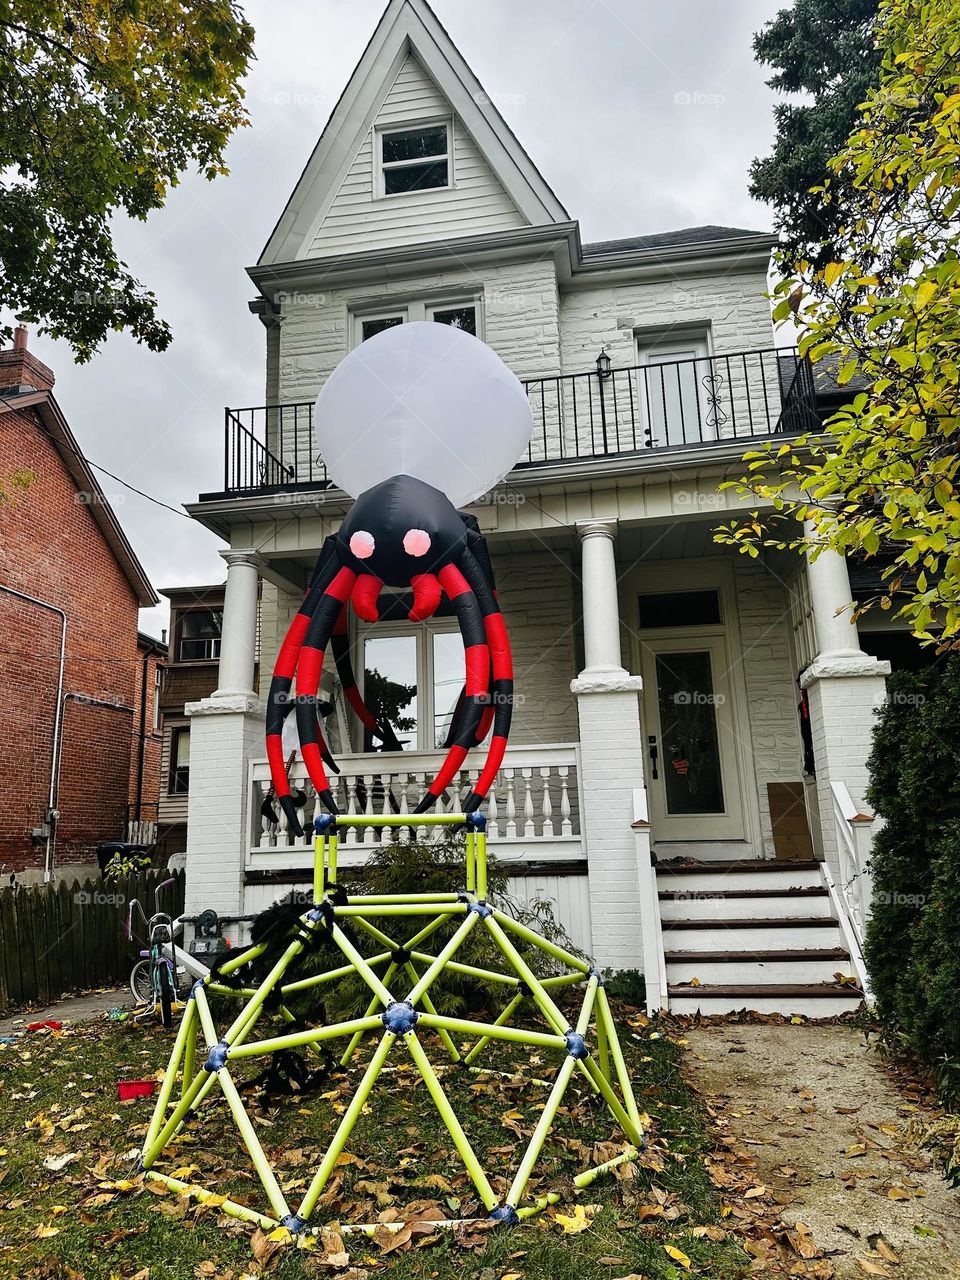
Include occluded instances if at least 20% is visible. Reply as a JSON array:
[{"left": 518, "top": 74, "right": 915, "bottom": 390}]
[{"left": 0, "top": 1003, "right": 748, "bottom": 1279}]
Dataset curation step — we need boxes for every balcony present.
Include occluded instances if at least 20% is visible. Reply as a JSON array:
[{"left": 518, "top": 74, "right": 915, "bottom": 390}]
[{"left": 214, "top": 346, "right": 820, "bottom": 500}]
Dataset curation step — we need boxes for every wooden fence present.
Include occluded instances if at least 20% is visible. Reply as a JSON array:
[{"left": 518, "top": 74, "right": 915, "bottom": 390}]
[{"left": 0, "top": 869, "right": 185, "bottom": 1015}]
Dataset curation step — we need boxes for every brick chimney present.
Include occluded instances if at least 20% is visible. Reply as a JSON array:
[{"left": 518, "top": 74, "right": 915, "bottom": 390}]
[{"left": 0, "top": 326, "right": 55, "bottom": 392}]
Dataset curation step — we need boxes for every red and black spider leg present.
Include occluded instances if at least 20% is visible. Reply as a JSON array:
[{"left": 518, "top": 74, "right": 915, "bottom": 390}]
[
  {"left": 330, "top": 604, "right": 404, "bottom": 751},
  {"left": 266, "top": 537, "right": 341, "bottom": 831},
  {"left": 457, "top": 545, "right": 514, "bottom": 813},
  {"left": 291, "top": 565, "right": 358, "bottom": 822},
  {"left": 459, "top": 515, "right": 498, "bottom": 745},
  {"left": 413, "top": 562, "right": 490, "bottom": 813}
]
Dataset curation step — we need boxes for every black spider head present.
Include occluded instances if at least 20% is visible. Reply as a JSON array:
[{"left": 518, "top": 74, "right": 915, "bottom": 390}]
[{"left": 338, "top": 474, "right": 466, "bottom": 587}]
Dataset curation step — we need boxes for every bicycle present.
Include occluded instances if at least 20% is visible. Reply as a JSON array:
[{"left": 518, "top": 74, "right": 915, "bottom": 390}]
[{"left": 126, "top": 879, "right": 179, "bottom": 1028}]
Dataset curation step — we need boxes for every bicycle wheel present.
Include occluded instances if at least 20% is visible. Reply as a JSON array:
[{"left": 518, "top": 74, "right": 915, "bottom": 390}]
[
  {"left": 130, "top": 959, "right": 152, "bottom": 1005},
  {"left": 157, "top": 962, "right": 174, "bottom": 1029}
]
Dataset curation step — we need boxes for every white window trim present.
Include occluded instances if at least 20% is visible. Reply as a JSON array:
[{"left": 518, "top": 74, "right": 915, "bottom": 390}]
[
  {"left": 355, "top": 616, "right": 459, "bottom": 752},
  {"left": 350, "top": 294, "right": 483, "bottom": 348},
  {"left": 375, "top": 116, "right": 454, "bottom": 199}
]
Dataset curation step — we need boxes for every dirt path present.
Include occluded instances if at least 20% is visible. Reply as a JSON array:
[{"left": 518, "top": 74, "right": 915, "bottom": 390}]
[
  {"left": 685, "top": 1023, "right": 960, "bottom": 1278},
  {"left": 0, "top": 986, "right": 130, "bottom": 1037}
]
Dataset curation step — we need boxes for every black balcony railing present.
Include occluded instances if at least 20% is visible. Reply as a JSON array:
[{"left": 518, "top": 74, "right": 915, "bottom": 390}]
[{"left": 218, "top": 347, "right": 820, "bottom": 498}]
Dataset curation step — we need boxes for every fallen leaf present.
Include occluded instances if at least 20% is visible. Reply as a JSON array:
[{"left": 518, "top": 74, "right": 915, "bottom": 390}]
[
  {"left": 555, "top": 1205, "right": 593, "bottom": 1235},
  {"left": 42, "top": 1151, "right": 80, "bottom": 1172},
  {"left": 664, "top": 1244, "right": 691, "bottom": 1269}
]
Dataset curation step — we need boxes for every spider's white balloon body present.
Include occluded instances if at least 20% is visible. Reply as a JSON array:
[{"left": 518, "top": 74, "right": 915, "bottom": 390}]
[{"left": 313, "top": 320, "right": 534, "bottom": 508}]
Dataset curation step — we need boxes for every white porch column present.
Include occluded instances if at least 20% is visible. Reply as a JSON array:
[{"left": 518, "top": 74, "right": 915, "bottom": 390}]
[
  {"left": 184, "top": 548, "right": 265, "bottom": 921},
  {"left": 215, "top": 549, "right": 262, "bottom": 696},
  {"left": 570, "top": 521, "right": 647, "bottom": 974},
  {"left": 800, "top": 532, "right": 889, "bottom": 863}
]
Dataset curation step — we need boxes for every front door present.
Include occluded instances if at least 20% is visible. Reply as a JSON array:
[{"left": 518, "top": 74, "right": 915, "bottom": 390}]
[{"left": 639, "top": 635, "right": 745, "bottom": 841}]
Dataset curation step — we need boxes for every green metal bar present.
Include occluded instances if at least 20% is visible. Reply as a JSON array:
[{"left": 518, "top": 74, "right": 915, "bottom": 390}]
[
  {"left": 214, "top": 940, "right": 269, "bottom": 978},
  {"left": 401, "top": 913, "right": 452, "bottom": 950},
  {"left": 181, "top": 1003, "right": 197, "bottom": 1098},
  {"left": 298, "top": 1032, "right": 395, "bottom": 1220},
  {"left": 327, "top": 832, "right": 338, "bottom": 885},
  {"left": 541, "top": 971, "right": 590, "bottom": 989},
  {"left": 193, "top": 981, "right": 219, "bottom": 1047},
  {"left": 144, "top": 998, "right": 196, "bottom": 1151},
  {"left": 403, "top": 961, "right": 460, "bottom": 1062},
  {"left": 410, "top": 950, "right": 520, "bottom": 986},
  {"left": 504, "top": 976, "right": 599, "bottom": 1208},
  {"left": 573, "top": 1146, "right": 639, "bottom": 1189},
  {"left": 314, "top": 835, "right": 326, "bottom": 903},
  {"left": 406, "top": 912, "right": 478, "bottom": 1006},
  {"left": 579, "top": 1055, "right": 645, "bottom": 1147},
  {"left": 333, "top": 903, "right": 467, "bottom": 918},
  {"left": 145, "top": 1171, "right": 279, "bottom": 1229},
  {"left": 330, "top": 922, "right": 394, "bottom": 1007},
  {"left": 476, "top": 830, "right": 487, "bottom": 899},
  {"left": 484, "top": 917, "right": 568, "bottom": 1036},
  {"left": 465, "top": 831, "right": 475, "bottom": 893},
  {"left": 352, "top": 915, "right": 400, "bottom": 951},
  {"left": 404, "top": 1031, "right": 497, "bottom": 1210},
  {"left": 492, "top": 908, "right": 591, "bottom": 973},
  {"left": 280, "top": 952, "right": 391, "bottom": 994},
  {"left": 342, "top": 893, "right": 463, "bottom": 905},
  {"left": 223, "top": 929, "right": 310, "bottom": 1042},
  {"left": 417, "top": 1011, "right": 566, "bottom": 1050},
  {"left": 596, "top": 997, "right": 611, "bottom": 1084},
  {"left": 320, "top": 814, "right": 468, "bottom": 828},
  {"left": 516, "top": 1191, "right": 561, "bottom": 1219},
  {"left": 218, "top": 1067, "right": 291, "bottom": 1220},
  {"left": 340, "top": 961, "right": 398, "bottom": 1066},
  {"left": 596, "top": 987, "right": 642, "bottom": 1128},
  {"left": 226, "top": 1014, "right": 384, "bottom": 1059},
  {"left": 141, "top": 1065, "right": 210, "bottom": 1167},
  {"left": 506, "top": 1053, "right": 576, "bottom": 1208},
  {"left": 463, "top": 992, "right": 525, "bottom": 1066},
  {"left": 206, "top": 983, "right": 257, "bottom": 997}
]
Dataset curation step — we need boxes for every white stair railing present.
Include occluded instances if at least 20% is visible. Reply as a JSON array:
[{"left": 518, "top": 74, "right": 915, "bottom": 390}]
[
  {"left": 822, "top": 780, "right": 877, "bottom": 998},
  {"left": 633, "top": 788, "right": 667, "bottom": 1015}
]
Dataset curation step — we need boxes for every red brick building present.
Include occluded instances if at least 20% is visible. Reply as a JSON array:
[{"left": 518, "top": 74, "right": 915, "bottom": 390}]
[{"left": 0, "top": 328, "right": 160, "bottom": 883}]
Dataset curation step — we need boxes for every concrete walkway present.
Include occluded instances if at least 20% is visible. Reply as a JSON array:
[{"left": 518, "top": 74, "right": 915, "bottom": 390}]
[
  {"left": 686, "top": 1023, "right": 960, "bottom": 1279},
  {"left": 0, "top": 986, "right": 132, "bottom": 1037}
]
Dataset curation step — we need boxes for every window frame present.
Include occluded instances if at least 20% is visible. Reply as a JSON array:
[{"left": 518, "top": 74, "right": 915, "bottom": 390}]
[
  {"left": 175, "top": 606, "right": 223, "bottom": 666},
  {"left": 153, "top": 664, "right": 163, "bottom": 731},
  {"left": 355, "top": 616, "right": 460, "bottom": 753},
  {"left": 169, "top": 725, "right": 190, "bottom": 795},
  {"left": 350, "top": 295, "right": 482, "bottom": 348},
  {"left": 376, "top": 117, "right": 453, "bottom": 199}
]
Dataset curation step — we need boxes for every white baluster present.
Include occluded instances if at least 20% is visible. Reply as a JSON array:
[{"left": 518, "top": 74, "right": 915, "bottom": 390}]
[
  {"left": 257, "top": 781, "right": 276, "bottom": 849},
  {"left": 540, "top": 767, "right": 554, "bottom": 838},
  {"left": 363, "top": 773, "right": 376, "bottom": 844},
  {"left": 487, "top": 775, "right": 500, "bottom": 840},
  {"left": 346, "top": 773, "right": 359, "bottom": 846},
  {"left": 558, "top": 765, "right": 572, "bottom": 837},
  {"left": 505, "top": 769, "right": 517, "bottom": 840},
  {"left": 277, "top": 792, "right": 291, "bottom": 847},
  {"left": 522, "top": 767, "right": 535, "bottom": 837},
  {"left": 396, "top": 772, "right": 409, "bottom": 844}
]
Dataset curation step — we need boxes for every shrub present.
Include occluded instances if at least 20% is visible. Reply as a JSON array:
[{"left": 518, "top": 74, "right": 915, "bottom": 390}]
[{"left": 865, "top": 656, "right": 960, "bottom": 1070}]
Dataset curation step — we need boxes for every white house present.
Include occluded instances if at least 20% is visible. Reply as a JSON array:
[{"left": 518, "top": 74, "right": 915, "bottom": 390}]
[{"left": 182, "top": 0, "right": 894, "bottom": 1015}]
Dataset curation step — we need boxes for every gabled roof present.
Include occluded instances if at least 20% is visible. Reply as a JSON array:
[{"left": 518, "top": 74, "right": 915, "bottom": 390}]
[
  {"left": 582, "top": 226, "right": 771, "bottom": 256},
  {"left": 258, "top": 0, "right": 569, "bottom": 266},
  {"left": 0, "top": 386, "right": 158, "bottom": 606}
]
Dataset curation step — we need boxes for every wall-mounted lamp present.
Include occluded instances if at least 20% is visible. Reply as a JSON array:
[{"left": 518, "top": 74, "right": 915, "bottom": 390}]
[{"left": 596, "top": 347, "right": 612, "bottom": 381}]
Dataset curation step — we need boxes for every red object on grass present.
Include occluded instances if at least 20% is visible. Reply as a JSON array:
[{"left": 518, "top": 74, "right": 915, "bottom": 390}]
[
  {"left": 27, "top": 1019, "right": 63, "bottom": 1031},
  {"left": 117, "top": 1079, "right": 156, "bottom": 1100}
]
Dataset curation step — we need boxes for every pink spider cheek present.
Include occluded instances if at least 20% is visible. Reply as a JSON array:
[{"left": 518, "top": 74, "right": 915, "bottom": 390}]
[
  {"left": 349, "top": 530, "right": 376, "bottom": 560},
  {"left": 403, "top": 528, "right": 432, "bottom": 558}
]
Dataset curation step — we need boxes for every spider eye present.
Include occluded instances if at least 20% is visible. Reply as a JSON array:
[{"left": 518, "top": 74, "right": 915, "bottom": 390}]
[
  {"left": 403, "top": 528, "right": 432, "bottom": 557},
  {"left": 349, "top": 530, "right": 375, "bottom": 559}
]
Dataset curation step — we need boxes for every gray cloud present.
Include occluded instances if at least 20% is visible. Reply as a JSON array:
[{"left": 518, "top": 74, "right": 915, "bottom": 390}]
[{"left": 10, "top": 0, "right": 785, "bottom": 638}]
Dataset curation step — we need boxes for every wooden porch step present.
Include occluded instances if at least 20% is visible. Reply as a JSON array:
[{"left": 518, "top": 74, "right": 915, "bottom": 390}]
[
  {"left": 668, "top": 983, "right": 863, "bottom": 999},
  {"left": 657, "top": 887, "right": 828, "bottom": 900},
  {"left": 661, "top": 916, "right": 832, "bottom": 930},
  {"left": 664, "top": 948, "right": 849, "bottom": 962},
  {"left": 657, "top": 859, "right": 821, "bottom": 874}
]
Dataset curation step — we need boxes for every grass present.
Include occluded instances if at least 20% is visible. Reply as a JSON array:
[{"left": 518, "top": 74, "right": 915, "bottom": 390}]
[{"left": 0, "top": 998, "right": 748, "bottom": 1279}]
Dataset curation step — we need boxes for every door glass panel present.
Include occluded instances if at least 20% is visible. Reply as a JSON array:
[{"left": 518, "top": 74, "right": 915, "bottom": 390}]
[
  {"left": 432, "top": 631, "right": 465, "bottom": 748},
  {"left": 654, "top": 650, "right": 725, "bottom": 815},
  {"left": 641, "top": 348, "right": 705, "bottom": 448},
  {"left": 363, "top": 635, "right": 418, "bottom": 751}
]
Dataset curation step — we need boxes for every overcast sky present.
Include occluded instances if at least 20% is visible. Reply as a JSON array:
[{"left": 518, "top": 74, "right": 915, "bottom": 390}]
[{"left": 17, "top": 0, "right": 789, "bottom": 638}]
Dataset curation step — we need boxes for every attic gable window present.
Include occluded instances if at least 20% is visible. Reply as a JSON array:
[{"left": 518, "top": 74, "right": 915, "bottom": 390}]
[{"left": 379, "top": 122, "right": 450, "bottom": 196}]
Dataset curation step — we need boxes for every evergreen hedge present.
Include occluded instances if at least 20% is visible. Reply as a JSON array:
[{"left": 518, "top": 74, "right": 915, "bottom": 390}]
[{"left": 864, "top": 656, "right": 960, "bottom": 1088}]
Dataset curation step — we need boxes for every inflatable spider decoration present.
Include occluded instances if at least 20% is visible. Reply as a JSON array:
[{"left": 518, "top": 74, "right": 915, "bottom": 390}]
[{"left": 266, "top": 322, "right": 534, "bottom": 833}]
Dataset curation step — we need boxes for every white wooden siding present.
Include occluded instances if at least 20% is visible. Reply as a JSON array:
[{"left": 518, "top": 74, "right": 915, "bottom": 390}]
[
  {"left": 307, "top": 53, "right": 525, "bottom": 258},
  {"left": 157, "top": 719, "right": 189, "bottom": 825}
]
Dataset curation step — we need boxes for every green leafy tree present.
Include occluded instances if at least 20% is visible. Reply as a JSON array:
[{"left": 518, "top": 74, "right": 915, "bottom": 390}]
[
  {"left": 0, "top": 1, "right": 254, "bottom": 360},
  {"left": 750, "top": 0, "right": 882, "bottom": 266},
  {"left": 720, "top": 0, "right": 960, "bottom": 649}
]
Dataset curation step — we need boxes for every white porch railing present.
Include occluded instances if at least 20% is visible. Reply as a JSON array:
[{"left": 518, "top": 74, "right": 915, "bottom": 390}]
[
  {"left": 247, "top": 743, "right": 583, "bottom": 870},
  {"left": 126, "top": 818, "right": 157, "bottom": 846},
  {"left": 633, "top": 788, "right": 667, "bottom": 1015},
  {"left": 821, "top": 780, "right": 877, "bottom": 998}
]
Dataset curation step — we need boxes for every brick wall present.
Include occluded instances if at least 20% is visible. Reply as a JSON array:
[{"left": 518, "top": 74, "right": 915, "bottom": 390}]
[
  {"left": 128, "top": 648, "right": 164, "bottom": 813},
  {"left": 0, "top": 400, "right": 141, "bottom": 875}
]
